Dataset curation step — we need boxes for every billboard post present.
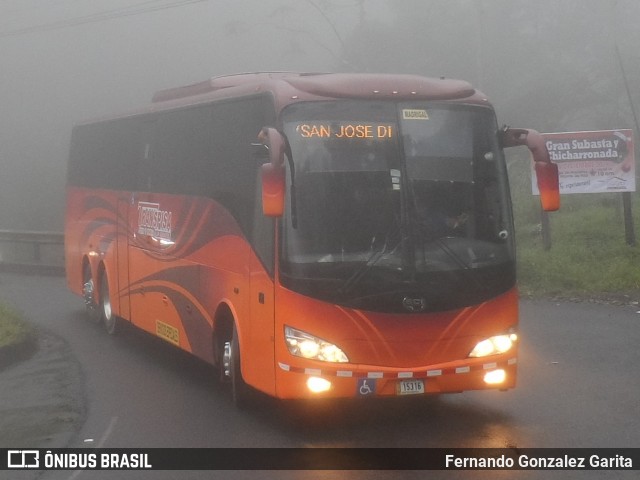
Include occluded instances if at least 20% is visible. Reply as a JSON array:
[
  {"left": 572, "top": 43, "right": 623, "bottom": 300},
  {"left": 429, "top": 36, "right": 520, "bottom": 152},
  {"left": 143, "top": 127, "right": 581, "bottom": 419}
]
[{"left": 623, "top": 192, "right": 635, "bottom": 246}]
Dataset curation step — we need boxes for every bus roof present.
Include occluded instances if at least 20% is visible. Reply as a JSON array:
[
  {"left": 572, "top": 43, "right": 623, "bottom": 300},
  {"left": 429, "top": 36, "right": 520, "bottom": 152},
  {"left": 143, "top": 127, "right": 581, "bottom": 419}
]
[
  {"left": 151, "top": 72, "right": 489, "bottom": 107},
  {"left": 75, "top": 72, "right": 490, "bottom": 127}
]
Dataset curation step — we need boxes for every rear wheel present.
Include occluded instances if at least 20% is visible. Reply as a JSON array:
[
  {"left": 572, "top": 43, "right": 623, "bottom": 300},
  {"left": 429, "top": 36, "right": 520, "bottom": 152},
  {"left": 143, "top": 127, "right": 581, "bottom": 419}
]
[
  {"left": 99, "top": 272, "right": 119, "bottom": 335},
  {"left": 82, "top": 264, "right": 100, "bottom": 323}
]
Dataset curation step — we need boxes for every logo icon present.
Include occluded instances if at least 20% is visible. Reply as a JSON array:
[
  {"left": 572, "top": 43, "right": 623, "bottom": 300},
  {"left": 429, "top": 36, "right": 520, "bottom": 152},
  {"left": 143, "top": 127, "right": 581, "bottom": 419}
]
[
  {"left": 137, "top": 201, "right": 173, "bottom": 240},
  {"left": 402, "top": 296, "right": 426, "bottom": 312},
  {"left": 357, "top": 378, "right": 376, "bottom": 396},
  {"left": 8, "top": 450, "right": 40, "bottom": 469}
]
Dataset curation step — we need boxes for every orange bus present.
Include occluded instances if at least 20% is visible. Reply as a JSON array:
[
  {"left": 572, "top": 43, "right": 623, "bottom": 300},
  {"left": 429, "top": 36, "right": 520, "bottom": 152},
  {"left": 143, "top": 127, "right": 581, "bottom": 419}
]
[{"left": 65, "top": 72, "right": 559, "bottom": 404}]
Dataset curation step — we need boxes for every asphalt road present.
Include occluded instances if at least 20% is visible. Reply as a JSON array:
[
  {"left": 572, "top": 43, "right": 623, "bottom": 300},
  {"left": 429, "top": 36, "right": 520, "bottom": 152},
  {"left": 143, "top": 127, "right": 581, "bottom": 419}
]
[{"left": 1, "top": 271, "right": 639, "bottom": 480}]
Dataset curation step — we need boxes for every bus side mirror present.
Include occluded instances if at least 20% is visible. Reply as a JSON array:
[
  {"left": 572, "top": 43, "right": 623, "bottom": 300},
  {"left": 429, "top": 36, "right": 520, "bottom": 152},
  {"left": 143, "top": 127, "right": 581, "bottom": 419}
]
[
  {"left": 502, "top": 127, "right": 560, "bottom": 212},
  {"left": 535, "top": 161, "right": 560, "bottom": 212},
  {"left": 259, "top": 128, "right": 286, "bottom": 217}
]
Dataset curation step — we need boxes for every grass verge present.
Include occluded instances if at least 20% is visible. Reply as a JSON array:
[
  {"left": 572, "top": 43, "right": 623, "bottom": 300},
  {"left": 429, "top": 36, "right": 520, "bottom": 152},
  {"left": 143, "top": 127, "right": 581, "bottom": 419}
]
[
  {"left": 515, "top": 195, "right": 640, "bottom": 299},
  {"left": 0, "top": 303, "right": 35, "bottom": 351}
]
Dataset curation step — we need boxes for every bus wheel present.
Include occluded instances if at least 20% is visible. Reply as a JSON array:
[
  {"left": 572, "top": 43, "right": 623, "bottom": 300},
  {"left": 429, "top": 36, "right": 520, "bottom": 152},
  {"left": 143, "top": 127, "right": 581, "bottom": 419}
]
[
  {"left": 99, "top": 272, "right": 119, "bottom": 335},
  {"left": 229, "top": 324, "right": 252, "bottom": 408},
  {"left": 83, "top": 264, "right": 100, "bottom": 323}
]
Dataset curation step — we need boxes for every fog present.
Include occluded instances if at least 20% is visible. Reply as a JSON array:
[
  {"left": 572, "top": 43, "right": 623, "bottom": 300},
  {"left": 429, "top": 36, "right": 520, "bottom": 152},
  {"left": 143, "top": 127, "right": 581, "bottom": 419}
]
[{"left": 0, "top": 0, "right": 638, "bottom": 231}]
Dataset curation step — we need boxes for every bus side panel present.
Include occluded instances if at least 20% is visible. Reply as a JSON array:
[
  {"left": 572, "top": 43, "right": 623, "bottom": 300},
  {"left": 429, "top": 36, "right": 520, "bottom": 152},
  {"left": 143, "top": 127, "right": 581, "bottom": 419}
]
[
  {"left": 126, "top": 193, "right": 254, "bottom": 366},
  {"left": 65, "top": 187, "right": 86, "bottom": 297},
  {"left": 120, "top": 190, "right": 277, "bottom": 396},
  {"left": 65, "top": 186, "right": 128, "bottom": 320}
]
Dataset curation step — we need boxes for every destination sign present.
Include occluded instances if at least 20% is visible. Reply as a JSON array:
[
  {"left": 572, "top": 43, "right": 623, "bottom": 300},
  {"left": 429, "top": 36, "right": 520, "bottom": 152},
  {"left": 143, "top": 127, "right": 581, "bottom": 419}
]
[{"left": 296, "top": 123, "right": 394, "bottom": 140}]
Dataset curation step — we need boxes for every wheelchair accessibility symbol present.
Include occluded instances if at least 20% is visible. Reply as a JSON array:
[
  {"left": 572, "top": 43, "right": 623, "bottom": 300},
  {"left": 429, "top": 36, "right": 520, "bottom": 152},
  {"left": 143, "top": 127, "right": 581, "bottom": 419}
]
[{"left": 357, "top": 378, "right": 376, "bottom": 396}]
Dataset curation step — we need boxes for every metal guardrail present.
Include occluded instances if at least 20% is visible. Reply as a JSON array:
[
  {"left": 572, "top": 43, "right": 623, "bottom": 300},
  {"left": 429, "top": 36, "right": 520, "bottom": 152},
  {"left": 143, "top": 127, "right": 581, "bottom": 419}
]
[{"left": 0, "top": 230, "right": 65, "bottom": 274}]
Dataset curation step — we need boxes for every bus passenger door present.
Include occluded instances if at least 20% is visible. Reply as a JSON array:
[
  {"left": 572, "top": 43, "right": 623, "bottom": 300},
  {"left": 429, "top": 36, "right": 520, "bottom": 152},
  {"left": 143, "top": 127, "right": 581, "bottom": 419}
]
[
  {"left": 116, "top": 196, "right": 131, "bottom": 321},
  {"left": 248, "top": 253, "right": 276, "bottom": 395},
  {"left": 246, "top": 193, "right": 277, "bottom": 395}
]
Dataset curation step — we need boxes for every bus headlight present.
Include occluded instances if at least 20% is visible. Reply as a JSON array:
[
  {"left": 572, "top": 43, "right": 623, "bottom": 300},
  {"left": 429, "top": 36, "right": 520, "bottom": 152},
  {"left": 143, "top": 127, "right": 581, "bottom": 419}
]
[
  {"left": 469, "top": 332, "right": 518, "bottom": 358},
  {"left": 285, "top": 326, "right": 349, "bottom": 363}
]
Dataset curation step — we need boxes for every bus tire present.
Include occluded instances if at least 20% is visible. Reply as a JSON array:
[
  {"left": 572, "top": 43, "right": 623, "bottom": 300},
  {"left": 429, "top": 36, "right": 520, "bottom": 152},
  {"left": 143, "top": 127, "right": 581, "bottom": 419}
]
[
  {"left": 83, "top": 263, "right": 100, "bottom": 323},
  {"left": 230, "top": 323, "right": 253, "bottom": 408},
  {"left": 99, "top": 272, "right": 119, "bottom": 335}
]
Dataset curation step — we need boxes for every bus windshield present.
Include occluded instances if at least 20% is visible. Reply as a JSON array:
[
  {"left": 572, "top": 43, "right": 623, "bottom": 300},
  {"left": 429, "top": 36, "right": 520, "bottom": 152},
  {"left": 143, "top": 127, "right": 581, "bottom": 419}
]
[{"left": 280, "top": 101, "right": 515, "bottom": 313}]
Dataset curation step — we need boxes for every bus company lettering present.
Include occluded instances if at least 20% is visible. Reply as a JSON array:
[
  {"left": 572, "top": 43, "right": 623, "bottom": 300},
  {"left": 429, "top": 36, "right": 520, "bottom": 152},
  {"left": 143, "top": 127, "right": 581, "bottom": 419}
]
[
  {"left": 137, "top": 202, "right": 172, "bottom": 239},
  {"left": 297, "top": 123, "right": 394, "bottom": 139}
]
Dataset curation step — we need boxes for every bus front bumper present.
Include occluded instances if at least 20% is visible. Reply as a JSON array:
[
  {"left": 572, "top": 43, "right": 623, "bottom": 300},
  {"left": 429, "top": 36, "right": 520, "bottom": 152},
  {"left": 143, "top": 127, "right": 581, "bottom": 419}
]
[{"left": 274, "top": 356, "right": 517, "bottom": 399}]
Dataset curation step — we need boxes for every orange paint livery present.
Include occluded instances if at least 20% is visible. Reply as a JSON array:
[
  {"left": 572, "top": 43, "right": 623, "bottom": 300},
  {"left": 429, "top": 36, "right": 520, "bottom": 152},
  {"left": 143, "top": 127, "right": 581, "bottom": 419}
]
[{"left": 65, "top": 73, "right": 557, "bottom": 404}]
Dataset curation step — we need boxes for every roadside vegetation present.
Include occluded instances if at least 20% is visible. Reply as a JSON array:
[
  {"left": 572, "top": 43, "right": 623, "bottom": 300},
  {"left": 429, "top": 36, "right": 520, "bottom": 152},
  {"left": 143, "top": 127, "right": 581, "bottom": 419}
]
[
  {"left": 0, "top": 303, "right": 34, "bottom": 350},
  {"left": 509, "top": 158, "right": 640, "bottom": 300}
]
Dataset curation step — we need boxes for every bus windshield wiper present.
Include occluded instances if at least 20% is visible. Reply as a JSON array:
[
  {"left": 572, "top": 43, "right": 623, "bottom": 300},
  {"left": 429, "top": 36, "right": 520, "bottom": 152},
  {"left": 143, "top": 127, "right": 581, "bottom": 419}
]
[
  {"left": 337, "top": 225, "right": 402, "bottom": 296},
  {"left": 338, "top": 245, "right": 387, "bottom": 296}
]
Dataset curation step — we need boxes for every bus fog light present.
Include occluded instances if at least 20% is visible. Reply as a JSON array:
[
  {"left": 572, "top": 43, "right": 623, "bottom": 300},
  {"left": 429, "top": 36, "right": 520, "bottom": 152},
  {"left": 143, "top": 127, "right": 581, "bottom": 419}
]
[
  {"left": 307, "top": 376, "right": 332, "bottom": 393},
  {"left": 484, "top": 369, "right": 506, "bottom": 385}
]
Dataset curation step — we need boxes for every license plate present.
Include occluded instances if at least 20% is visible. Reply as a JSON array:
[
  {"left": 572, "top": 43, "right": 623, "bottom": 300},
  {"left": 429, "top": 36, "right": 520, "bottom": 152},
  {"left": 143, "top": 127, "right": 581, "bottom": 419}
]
[{"left": 397, "top": 379, "right": 425, "bottom": 396}]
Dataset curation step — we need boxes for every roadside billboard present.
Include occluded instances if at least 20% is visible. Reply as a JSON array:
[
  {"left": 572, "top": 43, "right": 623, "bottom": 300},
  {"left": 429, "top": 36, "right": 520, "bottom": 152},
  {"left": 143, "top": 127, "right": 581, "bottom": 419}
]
[{"left": 532, "top": 129, "right": 635, "bottom": 195}]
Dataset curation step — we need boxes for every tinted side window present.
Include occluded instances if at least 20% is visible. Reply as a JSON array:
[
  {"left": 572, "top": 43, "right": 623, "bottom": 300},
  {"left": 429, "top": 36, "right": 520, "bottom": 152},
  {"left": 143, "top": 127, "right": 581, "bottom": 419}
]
[
  {"left": 208, "top": 97, "right": 273, "bottom": 235},
  {"left": 68, "top": 117, "right": 143, "bottom": 190},
  {"left": 149, "top": 95, "right": 274, "bottom": 236},
  {"left": 148, "top": 107, "right": 212, "bottom": 195}
]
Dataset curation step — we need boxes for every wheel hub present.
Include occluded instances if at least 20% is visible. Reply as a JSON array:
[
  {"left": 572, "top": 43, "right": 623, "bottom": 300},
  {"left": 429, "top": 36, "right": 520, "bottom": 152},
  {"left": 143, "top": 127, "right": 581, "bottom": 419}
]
[{"left": 222, "top": 341, "right": 232, "bottom": 378}]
